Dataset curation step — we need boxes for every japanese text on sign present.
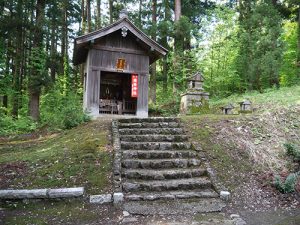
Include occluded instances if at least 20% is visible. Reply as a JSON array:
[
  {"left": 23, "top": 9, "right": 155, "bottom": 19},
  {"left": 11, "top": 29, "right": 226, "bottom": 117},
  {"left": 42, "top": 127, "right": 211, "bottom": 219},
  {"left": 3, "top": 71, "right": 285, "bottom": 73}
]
[
  {"left": 116, "top": 58, "right": 126, "bottom": 71},
  {"left": 131, "top": 74, "right": 138, "bottom": 98}
]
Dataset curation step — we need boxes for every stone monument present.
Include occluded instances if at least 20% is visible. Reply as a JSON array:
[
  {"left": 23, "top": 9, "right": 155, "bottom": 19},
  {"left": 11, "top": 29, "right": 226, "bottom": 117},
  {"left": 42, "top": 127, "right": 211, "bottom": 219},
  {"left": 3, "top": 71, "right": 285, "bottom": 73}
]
[
  {"left": 180, "top": 72, "right": 209, "bottom": 114},
  {"left": 239, "top": 100, "right": 252, "bottom": 112}
]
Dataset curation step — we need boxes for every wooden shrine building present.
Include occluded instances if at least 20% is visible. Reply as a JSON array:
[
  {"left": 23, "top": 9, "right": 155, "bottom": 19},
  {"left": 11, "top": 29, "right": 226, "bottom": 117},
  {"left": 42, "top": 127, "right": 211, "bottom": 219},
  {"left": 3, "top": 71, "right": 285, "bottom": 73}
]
[{"left": 73, "top": 11, "right": 168, "bottom": 117}]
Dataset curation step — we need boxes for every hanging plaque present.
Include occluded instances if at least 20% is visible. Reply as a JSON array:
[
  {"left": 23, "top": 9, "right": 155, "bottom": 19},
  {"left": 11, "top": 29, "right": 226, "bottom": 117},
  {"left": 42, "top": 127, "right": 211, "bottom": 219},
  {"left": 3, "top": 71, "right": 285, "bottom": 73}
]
[
  {"left": 116, "top": 58, "right": 126, "bottom": 71},
  {"left": 131, "top": 74, "right": 138, "bottom": 98}
]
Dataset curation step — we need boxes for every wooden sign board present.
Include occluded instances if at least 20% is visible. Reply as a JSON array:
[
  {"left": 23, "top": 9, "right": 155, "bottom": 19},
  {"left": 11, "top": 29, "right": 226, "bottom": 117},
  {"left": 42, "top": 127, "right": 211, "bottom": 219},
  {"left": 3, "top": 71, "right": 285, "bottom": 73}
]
[
  {"left": 131, "top": 74, "right": 138, "bottom": 98},
  {"left": 116, "top": 58, "right": 126, "bottom": 71}
]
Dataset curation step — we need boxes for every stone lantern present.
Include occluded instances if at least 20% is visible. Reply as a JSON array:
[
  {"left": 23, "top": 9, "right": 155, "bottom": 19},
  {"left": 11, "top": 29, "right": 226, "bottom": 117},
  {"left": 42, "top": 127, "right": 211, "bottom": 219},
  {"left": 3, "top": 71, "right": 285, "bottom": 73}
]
[
  {"left": 220, "top": 103, "right": 235, "bottom": 115},
  {"left": 239, "top": 100, "right": 252, "bottom": 112},
  {"left": 180, "top": 72, "right": 210, "bottom": 114}
]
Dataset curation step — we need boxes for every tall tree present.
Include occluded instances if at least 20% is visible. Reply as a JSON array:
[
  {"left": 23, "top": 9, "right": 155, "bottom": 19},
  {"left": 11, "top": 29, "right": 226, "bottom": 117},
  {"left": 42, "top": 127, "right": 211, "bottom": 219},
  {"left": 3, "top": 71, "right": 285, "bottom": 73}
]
[
  {"left": 96, "top": 0, "right": 102, "bottom": 29},
  {"left": 28, "top": 0, "right": 46, "bottom": 120},
  {"left": 109, "top": 0, "right": 113, "bottom": 24},
  {"left": 12, "top": 0, "right": 24, "bottom": 118},
  {"left": 149, "top": 0, "right": 157, "bottom": 104},
  {"left": 237, "top": 0, "right": 283, "bottom": 91}
]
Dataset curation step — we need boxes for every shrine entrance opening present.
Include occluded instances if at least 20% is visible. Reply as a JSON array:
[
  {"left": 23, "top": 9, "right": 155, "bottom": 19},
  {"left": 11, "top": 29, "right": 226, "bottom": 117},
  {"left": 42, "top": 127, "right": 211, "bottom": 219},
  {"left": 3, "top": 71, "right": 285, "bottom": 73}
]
[{"left": 99, "top": 71, "right": 137, "bottom": 115}]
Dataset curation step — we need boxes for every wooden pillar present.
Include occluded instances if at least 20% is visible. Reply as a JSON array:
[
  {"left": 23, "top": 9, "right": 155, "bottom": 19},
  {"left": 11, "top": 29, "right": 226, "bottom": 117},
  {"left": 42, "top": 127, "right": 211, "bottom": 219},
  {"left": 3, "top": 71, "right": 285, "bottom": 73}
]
[
  {"left": 136, "top": 73, "right": 148, "bottom": 117},
  {"left": 86, "top": 68, "right": 100, "bottom": 117}
]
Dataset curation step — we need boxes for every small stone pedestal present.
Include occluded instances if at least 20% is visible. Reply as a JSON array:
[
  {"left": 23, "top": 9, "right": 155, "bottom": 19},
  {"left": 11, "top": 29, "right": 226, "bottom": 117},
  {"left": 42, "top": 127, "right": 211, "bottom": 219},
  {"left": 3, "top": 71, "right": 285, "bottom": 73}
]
[{"left": 180, "top": 72, "right": 209, "bottom": 114}]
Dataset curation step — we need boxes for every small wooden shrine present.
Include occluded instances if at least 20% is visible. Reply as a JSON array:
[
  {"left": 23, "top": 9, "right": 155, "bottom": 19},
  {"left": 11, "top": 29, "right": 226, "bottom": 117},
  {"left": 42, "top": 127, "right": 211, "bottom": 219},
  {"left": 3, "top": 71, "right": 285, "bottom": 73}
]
[{"left": 73, "top": 11, "right": 167, "bottom": 117}]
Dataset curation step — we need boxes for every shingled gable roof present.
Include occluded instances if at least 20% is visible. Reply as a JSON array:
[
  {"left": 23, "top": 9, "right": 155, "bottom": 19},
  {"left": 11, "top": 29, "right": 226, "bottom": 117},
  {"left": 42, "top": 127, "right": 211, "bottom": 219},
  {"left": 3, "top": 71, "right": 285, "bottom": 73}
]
[{"left": 73, "top": 17, "right": 168, "bottom": 65}]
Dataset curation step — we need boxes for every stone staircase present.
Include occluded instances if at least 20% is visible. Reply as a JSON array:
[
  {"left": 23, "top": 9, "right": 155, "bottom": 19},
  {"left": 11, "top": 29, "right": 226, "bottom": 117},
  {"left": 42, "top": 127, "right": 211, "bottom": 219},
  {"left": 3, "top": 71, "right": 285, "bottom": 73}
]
[{"left": 113, "top": 117, "right": 225, "bottom": 214}]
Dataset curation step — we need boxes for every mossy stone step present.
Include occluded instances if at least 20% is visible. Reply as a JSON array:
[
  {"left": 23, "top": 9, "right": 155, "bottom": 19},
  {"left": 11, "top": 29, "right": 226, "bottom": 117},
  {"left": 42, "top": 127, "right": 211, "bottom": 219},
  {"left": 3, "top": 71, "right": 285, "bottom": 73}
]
[
  {"left": 120, "top": 135, "right": 189, "bottom": 142},
  {"left": 120, "top": 142, "right": 192, "bottom": 150},
  {"left": 122, "top": 158, "right": 201, "bottom": 169},
  {"left": 118, "top": 117, "right": 179, "bottom": 123},
  {"left": 122, "top": 168, "right": 207, "bottom": 180},
  {"left": 122, "top": 150, "right": 198, "bottom": 160},
  {"left": 125, "top": 189, "right": 219, "bottom": 201},
  {"left": 122, "top": 177, "right": 212, "bottom": 192},
  {"left": 118, "top": 122, "right": 181, "bottom": 129},
  {"left": 119, "top": 128, "right": 185, "bottom": 135}
]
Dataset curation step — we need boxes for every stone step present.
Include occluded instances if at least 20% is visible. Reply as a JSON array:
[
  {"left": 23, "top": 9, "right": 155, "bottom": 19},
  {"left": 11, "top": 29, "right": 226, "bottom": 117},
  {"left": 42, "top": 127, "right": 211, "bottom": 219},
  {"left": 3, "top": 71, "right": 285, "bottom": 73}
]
[
  {"left": 118, "top": 117, "right": 179, "bottom": 123},
  {"left": 122, "top": 177, "right": 212, "bottom": 192},
  {"left": 121, "top": 142, "right": 192, "bottom": 150},
  {"left": 118, "top": 122, "right": 181, "bottom": 129},
  {"left": 122, "top": 158, "right": 201, "bottom": 169},
  {"left": 122, "top": 168, "right": 207, "bottom": 180},
  {"left": 125, "top": 189, "right": 219, "bottom": 201},
  {"left": 120, "top": 135, "right": 189, "bottom": 142},
  {"left": 119, "top": 128, "right": 185, "bottom": 135},
  {"left": 123, "top": 198, "right": 226, "bottom": 215},
  {"left": 122, "top": 150, "right": 198, "bottom": 160}
]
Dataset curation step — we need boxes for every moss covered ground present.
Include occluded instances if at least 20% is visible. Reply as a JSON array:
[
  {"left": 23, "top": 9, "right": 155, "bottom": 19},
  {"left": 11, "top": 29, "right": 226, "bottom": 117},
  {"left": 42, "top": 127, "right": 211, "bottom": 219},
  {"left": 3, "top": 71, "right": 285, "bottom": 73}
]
[{"left": 0, "top": 119, "right": 112, "bottom": 194}]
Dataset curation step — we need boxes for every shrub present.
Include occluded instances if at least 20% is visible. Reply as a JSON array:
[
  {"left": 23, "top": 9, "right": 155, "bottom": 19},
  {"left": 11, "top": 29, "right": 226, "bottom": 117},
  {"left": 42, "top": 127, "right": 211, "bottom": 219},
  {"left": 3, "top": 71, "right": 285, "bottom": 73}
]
[
  {"left": 40, "top": 88, "right": 90, "bottom": 130},
  {"left": 274, "top": 172, "right": 299, "bottom": 193},
  {"left": 284, "top": 143, "right": 300, "bottom": 162},
  {"left": 0, "top": 112, "right": 37, "bottom": 136}
]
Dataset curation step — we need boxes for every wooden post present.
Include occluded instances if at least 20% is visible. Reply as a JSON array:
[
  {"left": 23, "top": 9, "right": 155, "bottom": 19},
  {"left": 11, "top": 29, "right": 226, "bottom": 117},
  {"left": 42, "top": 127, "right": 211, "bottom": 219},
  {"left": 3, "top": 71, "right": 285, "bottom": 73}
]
[{"left": 136, "top": 73, "right": 148, "bottom": 117}]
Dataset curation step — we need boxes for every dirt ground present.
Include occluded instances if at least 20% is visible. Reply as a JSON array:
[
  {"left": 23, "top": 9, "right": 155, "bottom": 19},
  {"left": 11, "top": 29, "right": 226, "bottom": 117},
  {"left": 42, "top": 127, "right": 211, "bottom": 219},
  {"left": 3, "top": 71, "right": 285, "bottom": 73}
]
[{"left": 1, "top": 198, "right": 300, "bottom": 225}]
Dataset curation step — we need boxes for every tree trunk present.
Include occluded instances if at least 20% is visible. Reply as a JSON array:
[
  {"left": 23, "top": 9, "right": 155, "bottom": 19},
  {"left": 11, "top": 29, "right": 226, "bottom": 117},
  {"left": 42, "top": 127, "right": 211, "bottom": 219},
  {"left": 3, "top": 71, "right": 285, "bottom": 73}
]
[
  {"left": 28, "top": 0, "right": 45, "bottom": 121},
  {"left": 29, "top": 92, "right": 40, "bottom": 120},
  {"left": 12, "top": 0, "right": 23, "bottom": 119},
  {"left": 50, "top": 20, "right": 56, "bottom": 81},
  {"left": 173, "top": 0, "right": 182, "bottom": 93},
  {"left": 138, "top": 0, "right": 142, "bottom": 28},
  {"left": 87, "top": 0, "right": 91, "bottom": 32},
  {"left": 297, "top": 4, "right": 300, "bottom": 78},
  {"left": 81, "top": 0, "right": 87, "bottom": 34},
  {"left": 175, "top": 0, "right": 182, "bottom": 21},
  {"left": 109, "top": 0, "right": 113, "bottom": 24},
  {"left": 96, "top": 0, "right": 101, "bottom": 29},
  {"left": 162, "top": 0, "right": 171, "bottom": 93},
  {"left": 149, "top": 0, "right": 157, "bottom": 104}
]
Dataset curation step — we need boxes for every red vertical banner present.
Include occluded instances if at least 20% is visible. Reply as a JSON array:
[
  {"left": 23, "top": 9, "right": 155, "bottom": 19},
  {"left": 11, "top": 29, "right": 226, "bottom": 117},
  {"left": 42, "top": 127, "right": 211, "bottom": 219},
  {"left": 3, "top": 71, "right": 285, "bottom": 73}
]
[{"left": 131, "top": 74, "right": 138, "bottom": 98}]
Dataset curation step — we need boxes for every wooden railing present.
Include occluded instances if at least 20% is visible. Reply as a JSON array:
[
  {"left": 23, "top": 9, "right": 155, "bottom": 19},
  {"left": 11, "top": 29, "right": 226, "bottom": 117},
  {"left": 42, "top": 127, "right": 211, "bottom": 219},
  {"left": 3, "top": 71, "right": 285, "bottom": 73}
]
[{"left": 99, "top": 99, "right": 136, "bottom": 115}]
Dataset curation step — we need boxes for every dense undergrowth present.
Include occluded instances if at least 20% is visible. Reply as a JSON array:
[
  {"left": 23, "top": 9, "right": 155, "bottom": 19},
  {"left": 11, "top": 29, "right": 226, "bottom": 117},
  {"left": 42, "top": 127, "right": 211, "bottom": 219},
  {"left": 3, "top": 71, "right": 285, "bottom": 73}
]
[{"left": 0, "top": 87, "right": 89, "bottom": 136}]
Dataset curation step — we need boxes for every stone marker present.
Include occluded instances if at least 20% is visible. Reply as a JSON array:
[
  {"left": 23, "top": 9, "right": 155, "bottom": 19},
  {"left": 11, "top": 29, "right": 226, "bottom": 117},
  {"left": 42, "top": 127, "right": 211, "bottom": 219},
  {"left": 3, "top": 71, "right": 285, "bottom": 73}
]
[
  {"left": 123, "top": 211, "right": 130, "bottom": 217},
  {"left": 220, "top": 191, "right": 231, "bottom": 201},
  {"left": 48, "top": 187, "right": 84, "bottom": 198},
  {"left": 113, "top": 192, "right": 124, "bottom": 204},
  {"left": 230, "top": 214, "right": 240, "bottom": 219},
  {"left": 90, "top": 194, "right": 112, "bottom": 204},
  {"left": 0, "top": 189, "right": 48, "bottom": 199}
]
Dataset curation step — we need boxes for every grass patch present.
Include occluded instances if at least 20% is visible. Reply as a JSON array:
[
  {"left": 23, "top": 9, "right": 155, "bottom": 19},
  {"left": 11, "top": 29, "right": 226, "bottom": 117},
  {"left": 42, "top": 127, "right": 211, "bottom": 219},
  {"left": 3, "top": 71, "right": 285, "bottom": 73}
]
[
  {"left": 210, "top": 85, "right": 300, "bottom": 113},
  {"left": 182, "top": 115, "right": 254, "bottom": 191},
  {"left": 0, "top": 119, "right": 112, "bottom": 194},
  {"left": 1, "top": 200, "right": 101, "bottom": 225}
]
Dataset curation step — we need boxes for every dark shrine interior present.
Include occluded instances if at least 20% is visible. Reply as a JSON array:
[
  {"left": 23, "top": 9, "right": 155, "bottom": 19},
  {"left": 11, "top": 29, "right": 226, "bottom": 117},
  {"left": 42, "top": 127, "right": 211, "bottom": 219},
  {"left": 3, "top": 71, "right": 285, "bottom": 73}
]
[{"left": 99, "top": 71, "right": 137, "bottom": 114}]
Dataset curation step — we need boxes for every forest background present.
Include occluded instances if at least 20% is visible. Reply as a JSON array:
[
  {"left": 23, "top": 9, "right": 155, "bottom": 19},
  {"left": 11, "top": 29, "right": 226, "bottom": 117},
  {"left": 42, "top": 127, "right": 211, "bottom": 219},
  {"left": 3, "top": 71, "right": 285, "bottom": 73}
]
[{"left": 0, "top": 0, "right": 299, "bottom": 134}]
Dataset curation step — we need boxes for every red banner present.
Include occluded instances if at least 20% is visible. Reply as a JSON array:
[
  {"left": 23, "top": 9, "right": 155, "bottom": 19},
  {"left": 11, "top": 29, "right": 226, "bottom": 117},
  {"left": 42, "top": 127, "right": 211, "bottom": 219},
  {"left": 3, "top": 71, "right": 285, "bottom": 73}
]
[{"left": 131, "top": 74, "right": 138, "bottom": 98}]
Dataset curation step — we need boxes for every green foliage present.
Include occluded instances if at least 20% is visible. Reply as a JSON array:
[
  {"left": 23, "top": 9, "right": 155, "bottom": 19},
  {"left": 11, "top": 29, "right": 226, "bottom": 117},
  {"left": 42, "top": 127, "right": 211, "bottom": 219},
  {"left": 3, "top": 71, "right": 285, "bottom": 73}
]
[
  {"left": 0, "top": 108, "right": 37, "bottom": 135},
  {"left": 40, "top": 86, "right": 90, "bottom": 130},
  {"left": 200, "top": 7, "right": 241, "bottom": 98},
  {"left": 284, "top": 143, "right": 300, "bottom": 162},
  {"left": 280, "top": 21, "right": 299, "bottom": 86},
  {"left": 28, "top": 47, "right": 50, "bottom": 92},
  {"left": 174, "top": 16, "right": 193, "bottom": 51},
  {"left": 237, "top": 0, "right": 283, "bottom": 91},
  {"left": 274, "top": 172, "right": 299, "bottom": 193},
  {"left": 188, "top": 99, "right": 211, "bottom": 115}
]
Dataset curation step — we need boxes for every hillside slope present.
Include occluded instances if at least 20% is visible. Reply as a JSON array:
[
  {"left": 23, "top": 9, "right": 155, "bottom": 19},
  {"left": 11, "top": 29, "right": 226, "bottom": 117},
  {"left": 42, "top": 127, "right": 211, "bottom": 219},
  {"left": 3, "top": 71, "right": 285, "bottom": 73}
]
[{"left": 182, "top": 85, "right": 300, "bottom": 212}]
